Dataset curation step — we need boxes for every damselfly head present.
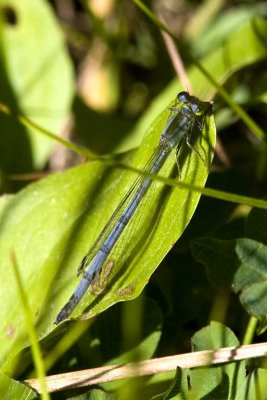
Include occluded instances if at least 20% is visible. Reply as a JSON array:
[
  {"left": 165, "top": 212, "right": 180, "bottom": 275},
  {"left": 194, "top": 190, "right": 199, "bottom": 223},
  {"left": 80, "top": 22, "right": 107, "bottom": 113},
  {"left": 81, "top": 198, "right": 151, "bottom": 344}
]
[
  {"left": 177, "top": 91, "right": 191, "bottom": 104},
  {"left": 177, "top": 91, "right": 201, "bottom": 114},
  {"left": 176, "top": 91, "right": 213, "bottom": 116}
]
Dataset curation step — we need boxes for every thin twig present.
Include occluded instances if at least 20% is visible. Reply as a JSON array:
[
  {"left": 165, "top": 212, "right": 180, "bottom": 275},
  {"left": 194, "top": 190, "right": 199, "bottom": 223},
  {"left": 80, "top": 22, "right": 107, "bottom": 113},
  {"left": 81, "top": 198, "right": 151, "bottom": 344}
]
[
  {"left": 25, "top": 342, "right": 267, "bottom": 393},
  {"left": 161, "top": 30, "right": 192, "bottom": 92}
]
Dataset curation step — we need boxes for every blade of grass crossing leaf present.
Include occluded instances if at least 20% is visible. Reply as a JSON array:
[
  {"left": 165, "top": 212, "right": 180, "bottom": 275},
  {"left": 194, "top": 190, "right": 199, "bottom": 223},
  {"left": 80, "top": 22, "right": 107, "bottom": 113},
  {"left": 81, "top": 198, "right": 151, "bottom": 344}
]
[{"left": 10, "top": 252, "right": 50, "bottom": 400}]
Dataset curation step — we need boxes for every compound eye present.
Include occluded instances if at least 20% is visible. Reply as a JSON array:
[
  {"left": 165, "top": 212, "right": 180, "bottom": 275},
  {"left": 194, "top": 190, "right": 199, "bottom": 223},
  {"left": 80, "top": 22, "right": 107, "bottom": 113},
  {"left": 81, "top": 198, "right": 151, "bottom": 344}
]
[
  {"left": 177, "top": 91, "right": 190, "bottom": 104},
  {"left": 191, "top": 103, "right": 200, "bottom": 113}
]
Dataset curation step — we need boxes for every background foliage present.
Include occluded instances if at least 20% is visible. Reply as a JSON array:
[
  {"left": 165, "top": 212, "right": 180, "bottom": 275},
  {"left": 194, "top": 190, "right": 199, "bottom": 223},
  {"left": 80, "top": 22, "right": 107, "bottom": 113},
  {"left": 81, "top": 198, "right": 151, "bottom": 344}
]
[{"left": 0, "top": 0, "right": 267, "bottom": 399}]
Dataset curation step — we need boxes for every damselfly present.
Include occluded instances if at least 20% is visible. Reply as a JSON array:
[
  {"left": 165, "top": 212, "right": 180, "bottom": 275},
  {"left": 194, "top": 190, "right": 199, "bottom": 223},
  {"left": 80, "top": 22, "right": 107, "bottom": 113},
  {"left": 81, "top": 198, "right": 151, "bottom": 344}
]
[{"left": 55, "top": 91, "right": 213, "bottom": 324}]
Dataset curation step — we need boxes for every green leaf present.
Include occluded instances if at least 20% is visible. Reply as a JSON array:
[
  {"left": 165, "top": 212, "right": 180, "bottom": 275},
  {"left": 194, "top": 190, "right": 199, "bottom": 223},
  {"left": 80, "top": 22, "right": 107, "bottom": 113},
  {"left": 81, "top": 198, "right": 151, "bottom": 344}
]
[
  {"left": 191, "top": 238, "right": 239, "bottom": 290},
  {"left": 233, "top": 239, "right": 267, "bottom": 321},
  {"left": 192, "top": 321, "right": 240, "bottom": 351},
  {"left": 192, "top": 3, "right": 267, "bottom": 56},
  {"left": 0, "top": 98, "right": 215, "bottom": 368},
  {"left": 233, "top": 239, "right": 267, "bottom": 292},
  {"left": 68, "top": 389, "right": 117, "bottom": 400},
  {"left": 236, "top": 369, "right": 267, "bottom": 400},
  {"left": 0, "top": 372, "right": 37, "bottom": 400},
  {"left": 190, "top": 321, "right": 246, "bottom": 399},
  {"left": 192, "top": 236, "right": 267, "bottom": 330},
  {"left": 152, "top": 368, "right": 188, "bottom": 400},
  {"left": 0, "top": 0, "right": 74, "bottom": 172}
]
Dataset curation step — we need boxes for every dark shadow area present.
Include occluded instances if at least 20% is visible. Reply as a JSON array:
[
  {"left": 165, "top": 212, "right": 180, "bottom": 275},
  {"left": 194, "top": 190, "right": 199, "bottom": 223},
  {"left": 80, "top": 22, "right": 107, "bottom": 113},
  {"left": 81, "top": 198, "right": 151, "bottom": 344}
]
[
  {"left": 73, "top": 96, "right": 136, "bottom": 155},
  {"left": 0, "top": 39, "right": 33, "bottom": 182}
]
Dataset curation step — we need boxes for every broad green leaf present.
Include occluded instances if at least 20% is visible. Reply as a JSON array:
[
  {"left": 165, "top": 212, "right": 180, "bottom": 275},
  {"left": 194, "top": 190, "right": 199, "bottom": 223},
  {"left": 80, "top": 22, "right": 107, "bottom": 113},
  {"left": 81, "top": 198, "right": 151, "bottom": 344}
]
[
  {"left": 0, "top": 0, "right": 74, "bottom": 172},
  {"left": 190, "top": 321, "right": 246, "bottom": 399},
  {"left": 192, "top": 321, "right": 240, "bottom": 351},
  {"left": 0, "top": 372, "right": 37, "bottom": 400},
  {"left": 0, "top": 97, "right": 215, "bottom": 369}
]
